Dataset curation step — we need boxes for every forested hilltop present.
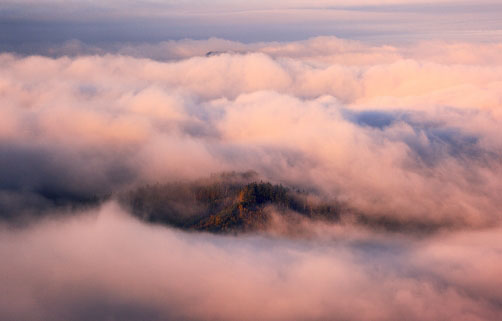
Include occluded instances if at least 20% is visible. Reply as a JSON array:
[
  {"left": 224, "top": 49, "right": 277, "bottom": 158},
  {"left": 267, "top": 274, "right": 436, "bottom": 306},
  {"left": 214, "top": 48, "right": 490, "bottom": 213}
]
[{"left": 120, "top": 171, "right": 341, "bottom": 233}]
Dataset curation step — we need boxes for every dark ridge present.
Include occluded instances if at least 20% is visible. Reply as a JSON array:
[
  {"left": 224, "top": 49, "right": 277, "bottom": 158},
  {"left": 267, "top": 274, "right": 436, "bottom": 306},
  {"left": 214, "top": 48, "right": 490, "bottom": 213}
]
[
  {"left": 120, "top": 172, "right": 341, "bottom": 233},
  {"left": 354, "top": 213, "right": 453, "bottom": 234},
  {"left": 0, "top": 188, "right": 107, "bottom": 227},
  {"left": 205, "top": 51, "right": 224, "bottom": 57},
  {"left": 205, "top": 50, "right": 245, "bottom": 57},
  {"left": 121, "top": 171, "right": 451, "bottom": 235}
]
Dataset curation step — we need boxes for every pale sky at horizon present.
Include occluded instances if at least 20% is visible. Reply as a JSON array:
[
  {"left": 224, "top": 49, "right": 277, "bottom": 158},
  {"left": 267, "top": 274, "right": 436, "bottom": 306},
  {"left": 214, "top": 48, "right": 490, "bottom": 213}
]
[{"left": 1, "top": 0, "right": 502, "bottom": 53}]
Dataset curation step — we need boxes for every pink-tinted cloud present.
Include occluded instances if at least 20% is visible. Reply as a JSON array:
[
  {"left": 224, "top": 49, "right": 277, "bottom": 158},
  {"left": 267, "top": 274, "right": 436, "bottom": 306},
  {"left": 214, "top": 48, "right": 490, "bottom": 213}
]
[
  {"left": 1, "top": 37, "right": 502, "bottom": 226},
  {"left": 1, "top": 36, "right": 502, "bottom": 321},
  {"left": 1, "top": 203, "right": 501, "bottom": 321}
]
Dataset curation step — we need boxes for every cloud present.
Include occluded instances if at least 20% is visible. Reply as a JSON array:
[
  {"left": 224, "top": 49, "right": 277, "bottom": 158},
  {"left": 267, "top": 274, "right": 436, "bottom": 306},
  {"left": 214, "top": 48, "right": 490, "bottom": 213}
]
[
  {"left": 1, "top": 37, "right": 502, "bottom": 227},
  {"left": 2, "top": 36, "right": 502, "bottom": 320},
  {"left": 1, "top": 202, "right": 501, "bottom": 321}
]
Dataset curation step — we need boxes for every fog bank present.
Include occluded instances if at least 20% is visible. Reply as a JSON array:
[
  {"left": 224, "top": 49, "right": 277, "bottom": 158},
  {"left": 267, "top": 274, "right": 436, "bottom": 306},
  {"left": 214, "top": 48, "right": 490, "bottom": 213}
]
[{"left": 1, "top": 203, "right": 501, "bottom": 321}]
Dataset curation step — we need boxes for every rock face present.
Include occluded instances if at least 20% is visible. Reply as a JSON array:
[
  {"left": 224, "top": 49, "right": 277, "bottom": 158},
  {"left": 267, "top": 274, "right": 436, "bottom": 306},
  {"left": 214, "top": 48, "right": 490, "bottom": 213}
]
[{"left": 121, "top": 172, "right": 340, "bottom": 233}]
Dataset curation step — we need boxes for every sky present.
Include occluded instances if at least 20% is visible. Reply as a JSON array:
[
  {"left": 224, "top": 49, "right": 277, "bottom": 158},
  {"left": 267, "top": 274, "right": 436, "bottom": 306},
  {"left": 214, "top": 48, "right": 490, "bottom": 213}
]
[
  {"left": 2, "top": 0, "right": 502, "bottom": 53},
  {"left": 1, "top": 1, "right": 502, "bottom": 321}
]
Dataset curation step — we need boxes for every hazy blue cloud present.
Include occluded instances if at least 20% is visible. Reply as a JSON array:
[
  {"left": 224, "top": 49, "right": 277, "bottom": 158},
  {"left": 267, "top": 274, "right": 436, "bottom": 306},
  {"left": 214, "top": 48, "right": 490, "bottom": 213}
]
[{"left": 1, "top": 0, "right": 502, "bottom": 53}]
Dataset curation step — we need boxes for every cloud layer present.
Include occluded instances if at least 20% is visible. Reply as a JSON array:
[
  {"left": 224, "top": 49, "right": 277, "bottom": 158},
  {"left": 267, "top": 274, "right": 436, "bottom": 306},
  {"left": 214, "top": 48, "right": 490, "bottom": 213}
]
[
  {"left": 2, "top": 37, "right": 502, "bottom": 320},
  {"left": 1, "top": 202, "right": 502, "bottom": 321},
  {"left": 1, "top": 37, "right": 502, "bottom": 227}
]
